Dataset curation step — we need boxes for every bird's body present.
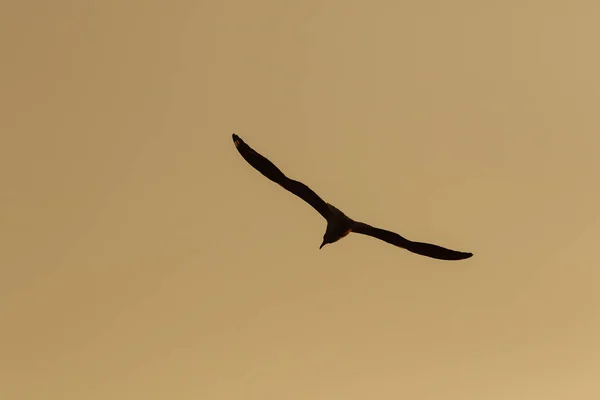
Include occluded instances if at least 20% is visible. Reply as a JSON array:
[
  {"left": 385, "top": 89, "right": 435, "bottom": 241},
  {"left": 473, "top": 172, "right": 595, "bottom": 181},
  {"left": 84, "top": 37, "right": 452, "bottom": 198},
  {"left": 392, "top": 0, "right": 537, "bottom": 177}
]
[{"left": 232, "top": 133, "right": 473, "bottom": 261}]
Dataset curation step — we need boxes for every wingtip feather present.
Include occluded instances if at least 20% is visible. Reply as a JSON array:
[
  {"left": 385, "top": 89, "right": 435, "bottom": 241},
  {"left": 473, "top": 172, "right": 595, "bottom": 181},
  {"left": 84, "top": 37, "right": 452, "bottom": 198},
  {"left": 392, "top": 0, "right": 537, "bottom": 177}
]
[{"left": 232, "top": 133, "right": 242, "bottom": 148}]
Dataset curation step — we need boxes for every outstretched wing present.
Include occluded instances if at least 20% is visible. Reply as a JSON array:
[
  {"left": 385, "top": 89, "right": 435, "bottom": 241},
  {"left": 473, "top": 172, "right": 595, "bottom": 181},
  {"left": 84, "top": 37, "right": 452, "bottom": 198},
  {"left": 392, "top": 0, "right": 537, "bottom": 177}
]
[
  {"left": 232, "top": 134, "right": 331, "bottom": 220},
  {"left": 352, "top": 222, "right": 473, "bottom": 261}
]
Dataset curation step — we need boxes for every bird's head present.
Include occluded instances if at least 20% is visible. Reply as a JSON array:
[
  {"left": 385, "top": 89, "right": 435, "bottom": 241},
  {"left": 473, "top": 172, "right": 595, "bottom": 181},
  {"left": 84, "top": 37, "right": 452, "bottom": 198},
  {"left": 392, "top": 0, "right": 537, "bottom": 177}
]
[{"left": 319, "top": 233, "right": 335, "bottom": 249}]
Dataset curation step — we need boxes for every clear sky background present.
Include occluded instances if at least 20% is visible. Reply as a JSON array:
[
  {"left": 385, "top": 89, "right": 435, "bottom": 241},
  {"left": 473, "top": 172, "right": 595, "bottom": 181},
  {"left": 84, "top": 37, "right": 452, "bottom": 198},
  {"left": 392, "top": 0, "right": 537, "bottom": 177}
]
[{"left": 2, "top": 1, "right": 599, "bottom": 399}]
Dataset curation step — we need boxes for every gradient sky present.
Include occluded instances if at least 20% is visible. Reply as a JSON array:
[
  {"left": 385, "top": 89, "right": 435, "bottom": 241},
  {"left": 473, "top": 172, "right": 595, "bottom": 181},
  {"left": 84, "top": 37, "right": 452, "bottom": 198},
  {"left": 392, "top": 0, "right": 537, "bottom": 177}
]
[{"left": 2, "top": 1, "right": 599, "bottom": 399}]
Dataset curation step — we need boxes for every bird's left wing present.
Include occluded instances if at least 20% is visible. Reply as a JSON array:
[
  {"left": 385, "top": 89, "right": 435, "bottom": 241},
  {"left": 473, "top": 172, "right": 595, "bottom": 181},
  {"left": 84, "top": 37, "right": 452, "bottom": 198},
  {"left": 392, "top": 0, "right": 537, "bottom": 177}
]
[
  {"left": 352, "top": 221, "right": 473, "bottom": 261},
  {"left": 232, "top": 134, "right": 331, "bottom": 220}
]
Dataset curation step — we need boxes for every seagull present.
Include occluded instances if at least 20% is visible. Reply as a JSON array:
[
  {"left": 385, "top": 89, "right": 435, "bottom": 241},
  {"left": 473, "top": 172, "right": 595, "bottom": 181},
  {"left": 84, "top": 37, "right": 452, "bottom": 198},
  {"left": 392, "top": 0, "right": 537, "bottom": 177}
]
[{"left": 232, "top": 133, "right": 473, "bottom": 261}]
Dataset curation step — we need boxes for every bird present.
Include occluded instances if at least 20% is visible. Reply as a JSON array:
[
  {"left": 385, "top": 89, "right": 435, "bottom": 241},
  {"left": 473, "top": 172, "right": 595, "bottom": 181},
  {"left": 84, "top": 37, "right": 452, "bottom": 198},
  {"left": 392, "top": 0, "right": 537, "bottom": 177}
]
[{"left": 232, "top": 133, "right": 473, "bottom": 261}]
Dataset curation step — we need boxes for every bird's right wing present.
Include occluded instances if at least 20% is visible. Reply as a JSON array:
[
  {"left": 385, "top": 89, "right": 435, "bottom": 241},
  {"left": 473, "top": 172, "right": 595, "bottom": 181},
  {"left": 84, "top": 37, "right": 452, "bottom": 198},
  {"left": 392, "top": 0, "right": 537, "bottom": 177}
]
[
  {"left": 352, "top": 222, "right": 473, "bottom": 261},
  {"left": 232, "top": 134, "right": 331, "bottom": 220}
]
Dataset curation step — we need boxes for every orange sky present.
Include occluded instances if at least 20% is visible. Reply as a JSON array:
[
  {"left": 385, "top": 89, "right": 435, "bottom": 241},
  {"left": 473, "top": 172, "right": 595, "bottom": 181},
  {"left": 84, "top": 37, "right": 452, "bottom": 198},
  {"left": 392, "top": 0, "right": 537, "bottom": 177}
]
[{"left": 1, "top": 1, "right": 599, "bottom": 399}]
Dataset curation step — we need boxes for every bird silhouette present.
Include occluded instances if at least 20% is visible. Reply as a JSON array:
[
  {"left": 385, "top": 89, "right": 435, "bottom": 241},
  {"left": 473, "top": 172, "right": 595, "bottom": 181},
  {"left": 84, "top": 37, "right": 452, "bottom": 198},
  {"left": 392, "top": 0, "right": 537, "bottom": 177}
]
[{"left": 232, "top": 133, "right": 473, "bottom": 261}]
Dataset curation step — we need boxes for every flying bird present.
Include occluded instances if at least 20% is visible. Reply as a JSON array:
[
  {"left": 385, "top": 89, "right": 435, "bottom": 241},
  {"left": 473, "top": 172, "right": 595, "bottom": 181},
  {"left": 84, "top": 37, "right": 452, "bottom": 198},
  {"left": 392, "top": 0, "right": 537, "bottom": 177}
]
[{"left": 232, "top": 133, "right": 473, "bottom": 261}]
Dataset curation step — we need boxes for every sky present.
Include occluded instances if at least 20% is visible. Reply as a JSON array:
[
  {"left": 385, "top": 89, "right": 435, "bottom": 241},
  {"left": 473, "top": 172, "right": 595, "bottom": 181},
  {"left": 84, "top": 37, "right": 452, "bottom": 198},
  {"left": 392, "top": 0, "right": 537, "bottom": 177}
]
[{"left": 1, "top": 1, "right": 599, "bottom": 399}]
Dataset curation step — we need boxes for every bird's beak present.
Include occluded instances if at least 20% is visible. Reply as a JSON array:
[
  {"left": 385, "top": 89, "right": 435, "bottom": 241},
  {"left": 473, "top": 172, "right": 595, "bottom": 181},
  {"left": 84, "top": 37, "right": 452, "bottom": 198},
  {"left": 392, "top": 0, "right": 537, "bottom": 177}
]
[{"left": 319, "top": 241, "right": 325, "bottom": 249}]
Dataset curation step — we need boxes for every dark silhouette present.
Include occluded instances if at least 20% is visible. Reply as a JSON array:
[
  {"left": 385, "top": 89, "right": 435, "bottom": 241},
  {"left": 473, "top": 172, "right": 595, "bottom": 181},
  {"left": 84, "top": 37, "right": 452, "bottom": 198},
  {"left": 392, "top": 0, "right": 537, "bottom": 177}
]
[{"left": 232, "top": 134, "right": 473, "bottom": 261}]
